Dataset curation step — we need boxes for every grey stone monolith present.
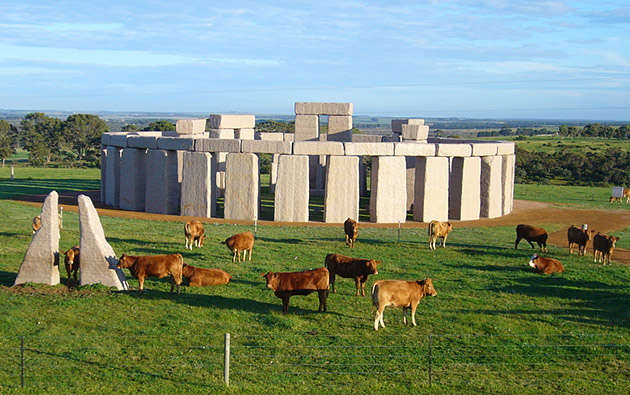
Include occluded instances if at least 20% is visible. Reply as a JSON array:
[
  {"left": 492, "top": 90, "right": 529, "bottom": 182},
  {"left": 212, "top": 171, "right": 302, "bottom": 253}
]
[
  {"left": 327, "top": 115, "right": 353, "bottom": 142},
  {"left": 146, "top": 149, "right": 181, "bottom": 215},
  {"left": 100, "top": 148, "right": 107, "bottom": 203},
  {"left": 274, "top": 155, "right": 309, "bottom": 222},
  {"left": 480, "top": 156, "right": 503, "bottom": 218},
  {"left": 449, "top": 157, "right": 481, "bottom": 220},
  {"left": 14, "top": 191, "right": 60, "bottom": 286},
  {"left": 324, "top": 156, "right": 359, "bottom": 223},
  {"left": 405, "top": 156, "right": 415, "bottom": 211},
  {"left": 120, "top": 148, "right": 147, "bottom": 211},
  {"left": 295, "top": 115, "right": 319, "bottom": 141},
  {"left": 180, "top": 152, "right": 215, "bottom": 217},
  {"left": 105, "top": 146, "right": 122, "bottom": 207},
  {"left": 413, "top": 157, "right": 449, "bottom": 222},
  {"left": 77, "top": 194, "right": 128, "bottom": 290},
  {"left": 369, "top": 156, "right": 407, "bottom": 223},
  {"left": 224, "top": 153, "right": 259, "bottom": 221},
  {"left": 502, "top": 154, "right": 515, "bottom": 215}
]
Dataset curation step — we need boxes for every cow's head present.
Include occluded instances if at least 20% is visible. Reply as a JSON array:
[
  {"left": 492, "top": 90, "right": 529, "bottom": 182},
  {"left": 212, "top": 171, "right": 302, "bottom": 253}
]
[
  {"left": 529, "top": 254, "right": 539, "bottom": 268},
  {"left": 446, "top": 222, "right": 453, "bottom": 232},
  {"left": 64, "top": 249, "right": 77, "bottom": 266},
  {"left": 366, "top": 260, "right": 380, "bottom": 275},
  {"left": 262, "top": 272, "right": 278, "bottom": 291},
  {"left": 198, "top": 234, "right": 205, "bottom": 248},
  {"left": 418, "top": 278, "right": 437, "bottom": 297},
  {"left": 117, "top": 254, "right": 132, "bottom": 269},
  {"left": 609, "top": 236, "right": 620, "bottom": 248}
]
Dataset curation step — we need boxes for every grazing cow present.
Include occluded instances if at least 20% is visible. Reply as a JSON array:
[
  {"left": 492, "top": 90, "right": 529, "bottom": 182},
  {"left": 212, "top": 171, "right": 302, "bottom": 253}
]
[
  {"left": 261, "top": 267, "right": 329, "bottom": 314},
  {"left": 344, "top": 218, "right": 359, "bottom": 248},
  {"left": 371, "top": 278, "right": 437, "bottom": 331},
  {"left": 184, "top": 220, "right": 205, "bottom": 250},
  {"left": 567, "top": 225, "right": 594, "bottom": 256},
  {"left": 528, "top": 254, "right": 564, "bottom": 274},
  {"left": 222, "top": 232, "right": 254, "bottom": 263},
  {"left": 182, "top": 264, "right": 231, "bottom": 287},
  {"left": 325, "top": 253, "right": 380, "bottom": 296},
  {"left": 592, "top": 232, "right": 619, "bottom": 265},
  {"left": 428, "top": 220, "right": 453, "bottom": 250},
  {"left": 32, "top": 212, "right": 63, "bottom": 234},
  {"left": 610, "top": 196, "right": 621, "bottom": 203},
  {"left": 61, "top": 246, "right": 80, "bottom": 285},
  {"left": 514, "top": 224, "right": 548, "bottom": 252},
  {"left": 117, "top": 253, "right": 184, "bottom": 294}
]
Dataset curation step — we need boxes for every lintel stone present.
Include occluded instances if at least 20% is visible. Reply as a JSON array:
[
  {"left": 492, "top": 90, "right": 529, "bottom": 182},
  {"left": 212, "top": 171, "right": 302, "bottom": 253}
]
[
  {"left": 394, "top": 142, "right": 436, "bottom": 156},
  {"left": 176, "top": 119, "right": 206, "bottom": 135},
  {"left": 235, "top": 128, "right": 255, "bottom": 140},
  {"left": 392, "top": 119, "right": 425, "bottom": 133},
  {"left": 401, "top": 124, "right": 429, "bottom": 141},
  {"left": 497, "top": 142, "right": 516, "bottom": 155},
  {"left": 471, "top": 143, "right": 498, "bottom": 157},
  {"left": 109, "top": 134, "right": 130, "bottom": 147},
  {"left": 295, "top": 102, "right": 353, "bottom": 116},
  {"left": 127, "top": 136, "right": 158, "bottom": 149},
  {"left": 293, "top": 141, "right": 345, "bottom": 156},
  {"left": 436, "top": 143, "right": 472, "bottom": 157},
  {"left": 157, "top": 136, "right": 197, "bottom": 151},
  {"left": 210, "top": 114, "right": 255, "bottom": 129},
  {"left": 258, "top": 132, "right": 285, "bottom": 141},
  {"left": 241, "top": 139, "right": 292, "bottom": 154},
  {"left": 195, "top": 138, "right": 241, "bottom": 153},
  {"left": 344, "top": 142, "right": 394, "bottom": 156}
]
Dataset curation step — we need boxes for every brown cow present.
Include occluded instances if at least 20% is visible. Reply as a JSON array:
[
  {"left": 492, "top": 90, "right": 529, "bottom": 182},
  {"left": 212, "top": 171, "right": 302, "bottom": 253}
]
[
  {"left": 344, "top": 218, "right": 358, "bottom": 248},
  {"left": 593, "top": 232, "right": 619, "bottom": 265},
  {"left": 325, "top": 253, "right": 380, "bottom": 296},
  {"left": 117, "top": 253, "right": 184, "bottom": 294},
  {"left": 262, "top": 267, "right": 329, "bottom": 314},
  {"left": 567, "top": 225, "right": 594, "bottom": 256},
  {"left": 371, "top": 278, "right": 437, "bottom": 331},
  {"left": 428, "top": 220, "right": 453, "bottom": 250},
  {"left": 184, "top": 220, "right": 205, "bottom": 250},
  {"left": 61, "top": 246, "right": 80, "bottom": 285},
  {"left": 182, "top": 264, "right": 231, "bottom": 287},
  {"left": 32, "top": 212, "right": 63, "bottom": 234},
  {"left": 222, "top": 232, "right": 254, "bottom": 263},
  {"left": 529, "top": 254, "right": 564, "bottom": 274},
  {"left": 515, "top": 224, "right": 548, "bottom": 252}
]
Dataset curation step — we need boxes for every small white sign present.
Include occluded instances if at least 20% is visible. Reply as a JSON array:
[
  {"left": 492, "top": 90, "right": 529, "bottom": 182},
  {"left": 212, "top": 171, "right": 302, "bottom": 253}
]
[{"left": 612, "top": 187, "right": 624, "bottom": 198}]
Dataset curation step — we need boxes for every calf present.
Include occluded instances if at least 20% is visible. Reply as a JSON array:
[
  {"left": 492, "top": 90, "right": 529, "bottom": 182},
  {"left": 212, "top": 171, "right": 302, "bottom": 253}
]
[
  {"left": 117, "top": 253, "right": 184, "bottom": 294},
  {"left": 184, "top": 220, "right": 205, "bottom": 250},
  {"left": 325, "top": 253, "right": 380, "bottom": 296},
  {"left": 567, "top": 225, "right": 594, "bottom": 256},
  {"left": 515, "top": 224, "right": 548, "bottom": 252},
  {"left": 262, "top": 267, "right": 329, "bottom": 314},
  {"left": 528, "top": 254, "right": 564, "bottom": 274},
  {"left": 344, "top": 218, "right": 359, "bottom": 248},
  {"left": 61, "top": 246, "right": 80, "bottom": 285},
  {"left": 428, "top": 220, "right": 453, "bottom": 250},
  {"left": 182, "top": 264, "right": 231, "bottom": 287},
  {"left": 32, "top": 212, "right": 63, "bottom": 234},
  {"left": 222, "top": 231, "right": 254, "bottom": 263},
  {"left": 592, "top": 232, "right": 619, "bottom": 265},
  {"left": 371, "top": 278, "right": 437, "bottom": 331}
]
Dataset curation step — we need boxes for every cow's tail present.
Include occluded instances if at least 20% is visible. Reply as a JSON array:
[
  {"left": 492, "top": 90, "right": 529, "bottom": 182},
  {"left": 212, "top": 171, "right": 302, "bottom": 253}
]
[
  {"left": 184, "top": 222, "right": 191, "bottom": 235},
  {"left": 428, "top": 222, "right": 434, "bottom": 237},
  {"left": 324, "top": 253, "right": 333, "bottom": 268},
  {"left": 371, "top": 282, "right": 379, "bottom": 317}
]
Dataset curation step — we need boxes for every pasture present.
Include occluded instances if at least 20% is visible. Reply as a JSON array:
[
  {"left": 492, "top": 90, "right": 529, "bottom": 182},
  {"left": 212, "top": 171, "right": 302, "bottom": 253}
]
[{"left": 0, "top": 168, "right": 629, "bottom": 393}]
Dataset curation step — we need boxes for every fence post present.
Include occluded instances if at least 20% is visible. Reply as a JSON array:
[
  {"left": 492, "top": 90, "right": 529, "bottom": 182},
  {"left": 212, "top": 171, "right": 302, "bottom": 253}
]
[
  {"left": 224, "top": 333, "right": 230, "bottom": 386},
  {"left": 428, "top": 334, "right": 432, "bottom": 387},
  {"left": 397, "top": 221, "right": 401, "bottom": 243},
  {"left": 21, "top": 336, "right": 24, "bottom": 388}
]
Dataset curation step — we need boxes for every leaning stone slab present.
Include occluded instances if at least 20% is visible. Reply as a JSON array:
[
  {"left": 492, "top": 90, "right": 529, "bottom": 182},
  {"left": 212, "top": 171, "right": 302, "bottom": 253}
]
[
  {"left": 497, "top": 142, "right": 515, "bottom": 155},
  {"left": 195, "top": 138, "right": 241, "bottom": 153},
  {"left": 472, "top": 143, "right": 498, "bottom": 157},
  {"left": 392, "top": 119, "right": 424, "bottom": 133},
  {"left": 105, "top": 146, "right": 122, "bottom": 207},
  {"left": 294, "top": 115, "right": 319, "bottom": 141},
  {"left": 327, "top": 115, "right": 353, "bottom": 142},
  {"left": 78, "top": 195, "right": 128, "bottom": 290},
  {"left": 120, "top": 148, "right": 148, "bottom": 211},
  {"left": 210, "top": 114, "right": 255, "bottom": 129},
  {"left": 295, "top": 102, "right": 353, "bottom": 116},
  {"left": 181, "top": 152, "right": 215, "bottom": 217},
  {"left": 413, "top": 157, "right": 449, "bottom": 222},
  {"left": 127, "top": 136, "right": 158, "bottom": 149},
  {"left": 241, "top": 140, "right": 292, "bottom": 154},
  {"left": 176, "top": 119, "right": 206, "bottom": 135},
  {"left": 394, "top": 142, "right": 436, "bottom": 156},
  {"left": 436, "top": 143, "right": 472, "bottom": 157},
  {"left": 157, "top": 136, "right": 197, "bottom": 151},
  {"left": 325, "top": 156, "right": 360, "bottom": 223},
  {"left": 293, "top": 141, "right": 345, "bottom": 155},
  {"left": 14, "top": 191, "right": 60, "bottom": 286},
  {"left": 344, "top": 142, "right": 394, "bottom": 156},
  {"left": 369, "top": 156, "right": 407, "bottom": 223},
  {"left": 209, "top": 128, "right": 235, "bottom": 139},
  {"left": 502, "top": 154, "right": 515, "bottom": 215},
  {"left": 224, "top": 153, "right": 259, "bottom": 221},
  {"left": 480, "top": 156, "right": 503, "bottom": 219},
  {"left": 401, "top": 124, "right": 429, "bottom": 141},
  {"left": 449, "top": 157, "right": 481, "bottom": 220},
  {"left": 274, "top": 155, "right": 309, "bottom": 222}
]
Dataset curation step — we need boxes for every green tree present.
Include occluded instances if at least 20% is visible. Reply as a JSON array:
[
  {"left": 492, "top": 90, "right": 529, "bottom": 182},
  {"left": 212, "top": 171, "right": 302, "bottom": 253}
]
[
  {"left": 144, "top": 120, "right": 175, "bottom": 131},
  {"left": 20, "top": 112, "right": 63, "bottom": 163},
  {"left": 122, "top": 124, "right": 139, "bottom": 132},
  {"left": 63, "top": 113, "right": 109, "bottom": 161},
  {"left": 0, "top": 120, "right": 16, "bottom": 167},
  {"left": 254, "top": 120, "right": 295, "bottom": 133}
]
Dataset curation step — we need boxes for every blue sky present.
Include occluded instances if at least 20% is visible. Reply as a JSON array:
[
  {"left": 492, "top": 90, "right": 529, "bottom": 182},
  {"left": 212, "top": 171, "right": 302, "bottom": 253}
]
[{"left": 0, "top": 1, "right": 629, "bottom": 120}]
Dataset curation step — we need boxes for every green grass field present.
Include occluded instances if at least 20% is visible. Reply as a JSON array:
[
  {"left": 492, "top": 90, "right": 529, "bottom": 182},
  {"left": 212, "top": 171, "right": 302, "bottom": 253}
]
[{"left": 0, "top": 168, "right": 629, "bottom": 393}]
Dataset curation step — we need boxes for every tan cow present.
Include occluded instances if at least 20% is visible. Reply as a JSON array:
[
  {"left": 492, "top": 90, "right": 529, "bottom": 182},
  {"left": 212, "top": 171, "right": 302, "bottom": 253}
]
[
  {"left": 262, "top": 267, "right": 330, "bottom": 314},
  {"left": 61, "top": 246, "right": 80, "bottom": 285},
  {"left": 371, "top": 278, "right": 437, "bottom": 331},
  {"left": 428, "top": 220, "right": 452, "bottom": 250},
  {"left": 182, "top": 264, "right": 231, "bottom": 287},
  {"left": 32, "top": 211, "right": 63, "bottom": 234},
  {"left": 529, "top": 254, "right": 564, "bottom": 274},
  {"left": 567, "top": 225, "right": 594, "bottom": 256},
  {"left": 344, "top": 218, "right": 358, "bottom": 248},
  {"left": 117, "top": 253, "right": 184, "bottom": 294},
  {"left": 325, "top": 253, "right": 380, "bottom": 296},
  {"left": 222, "top": 231, "right": 254, "bottom": 263},
  {"left": 184, "top": 220, "right": 205, "bottom": 250},
  {"left": 593, "top": 232, "right": 619, "bottom": 265}
]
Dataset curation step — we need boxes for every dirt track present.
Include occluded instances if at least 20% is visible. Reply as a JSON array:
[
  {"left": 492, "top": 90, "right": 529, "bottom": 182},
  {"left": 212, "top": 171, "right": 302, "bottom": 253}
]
[{"left": 14, "top": 191, "right": 630, "bottom": 265}]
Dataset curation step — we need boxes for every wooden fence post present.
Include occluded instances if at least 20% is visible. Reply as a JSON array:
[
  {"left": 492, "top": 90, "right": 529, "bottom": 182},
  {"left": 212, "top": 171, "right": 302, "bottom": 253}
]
[{"left": 224, "top": 333, "right": 230, "bottom": 386}]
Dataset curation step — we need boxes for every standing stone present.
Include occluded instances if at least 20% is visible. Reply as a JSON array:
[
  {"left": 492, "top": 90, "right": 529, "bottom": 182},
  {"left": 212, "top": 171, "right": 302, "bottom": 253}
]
[
  {"left": 269, "top": 154, "right": 280, "bottom": 193},
  {"left": 181, "top": 152, "right": 214, "bottom": 217},
  {"left": 449, "top": 157, "right": 481, "bottom": 220},
  {"left": 413, "top": 157, "right": 449, "bottom": 222},
  {"left": 405, "top": 156, "right": 416, "bottom": 211},
  {"left": 224, "top": 153, "right": 259, "bottom": 221},
  {"left": 78, "top": 194, "right": 128, "bottom": 290},
  {"left": 369, "top": 156, "right": 407, "bottom": 223},
  {"left": 502, "top": 154, "right": 515, "bottom": 215},
  {"left": 105, "top": 146, "right": 122, "bottom": 207},
  {"left": 176, "top": 119, "right": 206, "bottom": 134},
  {"left": 146, "top": 150, "right": 182, "bottom": 215},
  {"left": 274, "top": 155, "right": 309, "bottom": 222},
  {"left": 324, "top": 156, "right": 359, "bottom": 223},
  {"left": 295, "top": 115, "right": 319, "bottom": 141},
  {"left": 100, "top": 148, "right": 107, "bottom": 203},
  {"left": 14, "top": 191, "right": 60, "bottom": 286},
  {"left": 327, "top": 115, "right": 353, "bottom": 142},
  {"left": 120, "top": 148, "right": 148, "bottom": 211},
  {"left": 480, "top": 156, "right": 503, "bottom": 218},
  {"left": 359, "top": 158, "right": 368, "bottom": 197}
]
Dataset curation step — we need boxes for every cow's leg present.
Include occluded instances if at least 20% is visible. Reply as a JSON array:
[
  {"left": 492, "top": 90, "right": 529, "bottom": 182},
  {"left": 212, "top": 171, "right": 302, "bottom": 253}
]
[
  {"left": 514, "top": 236, "right": 522, "bottom": 250},
  {"left": 345, "top": 234, "right": 349, "bottom": 246},
  {"left": 232, "top": 250, "right": 237, "bottom": 263},
  {"left": 403, "top": 307, "right": 408, "bottom": 325},
  {"left": 374, "top": 310, "right": 381, "bottom": 331},
  {"left": 185, "top": 237, "right": 189, "bottom": 250},
  {"left": 354, "top": 277, "right": 361, "bottom": 296},
  {"left": 442, "top": 234, "right": 448, "bottom": 248},
  {"left": 318, "top": 290, "right": 328, "bottom": 312},
  {"left": 282, "top": 297, "right": 290, "bottom": 314},
  {"left": 360, "top": 276, "right": 369, "bottom": 297},
  {"left": 411, "top": 304, "right": 418, "bottom": 327},
  {"left": 526, "top": 239, "right": 535, "bottom": 249},
  {"left": 379, "top": 308, "right": 385, "bottom": 328},
  {"left": 138, "top": 277, "right": 144, "bottom": 293},
  {"left": 248, "top": 248, "right": 252, "bottom": 261},
  {"left": 330, "top": 272, "right": 336, "bottom": 293},
  {"left": 73, "top": 268, "right": 78, "bottom": 284}
]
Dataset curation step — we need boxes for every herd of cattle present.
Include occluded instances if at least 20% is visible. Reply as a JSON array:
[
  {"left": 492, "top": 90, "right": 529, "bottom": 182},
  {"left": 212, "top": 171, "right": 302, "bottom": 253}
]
[{"left": 35, "top": 212, "right": 621, "bottom": 331}]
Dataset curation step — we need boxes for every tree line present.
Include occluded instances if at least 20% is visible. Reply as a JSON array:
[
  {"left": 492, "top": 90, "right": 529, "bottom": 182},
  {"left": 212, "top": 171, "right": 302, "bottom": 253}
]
[{"left": 478, "top": 123, "right": 630, "bottom": 139}]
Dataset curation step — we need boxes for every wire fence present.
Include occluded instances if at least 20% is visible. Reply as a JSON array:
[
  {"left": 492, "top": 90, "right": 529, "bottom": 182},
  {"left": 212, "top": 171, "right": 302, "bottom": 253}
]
[{"left": 1, "top": 332, "right": 628, "bottom": 390}]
